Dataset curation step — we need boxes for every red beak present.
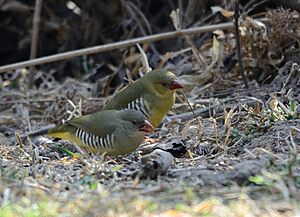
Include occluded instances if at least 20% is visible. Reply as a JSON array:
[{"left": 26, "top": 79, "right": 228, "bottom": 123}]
[
  {"left": 139, "top": 120, "right": 154, "bottom": 133},
  {"left": 169, "top": 80, "right": 184, "bottom": 90}
]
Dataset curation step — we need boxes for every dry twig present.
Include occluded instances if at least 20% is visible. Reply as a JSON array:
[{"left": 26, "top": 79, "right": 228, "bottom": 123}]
[
  {"left": 0, "top": 21, "right": 243, "bottom": 73},
  {"left": 29, "top": 0, "right": 43, "bottom": 86}
]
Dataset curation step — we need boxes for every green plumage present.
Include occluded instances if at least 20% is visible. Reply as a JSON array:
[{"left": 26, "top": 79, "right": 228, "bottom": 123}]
[
  {"left": 45, "top": 110, "right": 148, "bottom": 156},
  {"left": 103, "top": 69, "right": 180, "bottom": 127},
  {"left": 48, "top": 111, "right": 119, "bottom": 137}
]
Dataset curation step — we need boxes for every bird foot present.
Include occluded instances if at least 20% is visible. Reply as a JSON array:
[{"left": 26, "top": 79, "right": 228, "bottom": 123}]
[{"left": 144, "top": 136, "right": 159, "bottom": 144}]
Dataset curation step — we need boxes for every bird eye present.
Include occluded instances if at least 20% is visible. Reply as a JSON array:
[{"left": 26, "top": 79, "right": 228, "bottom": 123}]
[
  {"left": 132, "top": 120, "right": 137, "bottom": 125},
  {"left": 161, "top": 82, "right": 169, "bottom": 87}
]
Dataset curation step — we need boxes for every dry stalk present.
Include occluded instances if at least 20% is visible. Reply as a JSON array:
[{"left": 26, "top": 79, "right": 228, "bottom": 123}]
[
  {"left": 29, "top": 0, "right": 43, "bottom": 86},
  {"left": 180, "top": 90, "right": 204, "bottom": 141},
  {"left": 170, "top": 9, "right": 206, "bottom": 67},
  {"left": 0, "top": 21, "right": 242, "bottom": 73},
  {"left": 209, "top": 117, "right": 220, "bottom": 148},
  {"left": 125, "top": 70, "right": 134, "bottom": 84},
  {"left": 234, "top": 0, "right": 248, "bottom": 88},
  {"left": 65, "top": 99, "right": 82, "bottom": 122},
  {"left": 136, "top": 43, "right": 151, "bottom": 73},
  {"left": 30, "top": 0, "right": 43, "bottom": 60},
  {"left": 0, "top": 15, "right": 274, "bottom": 73},
  {"left": 122, "top": 0, "right": 159, "bottom": 56},
  {"left": 224, "top": 107, "right": 237, "bottom": 146}
]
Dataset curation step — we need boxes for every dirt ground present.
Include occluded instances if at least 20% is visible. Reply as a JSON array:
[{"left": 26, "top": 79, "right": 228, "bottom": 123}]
[{"left": 1, "top": 60, "right": 299, "bottom": 216}]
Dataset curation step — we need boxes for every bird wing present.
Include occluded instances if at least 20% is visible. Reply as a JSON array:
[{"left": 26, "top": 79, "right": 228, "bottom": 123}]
[
  {"left": 66, "top": 112, "right": 117, "bottom": 137},
  {"left": 103, "top": 81, "right": 151, "bottom": 118},
  {"left": 62, "top": 112, "right": 120, "bottom": 151},
  {"left": 103, "top": 81, "right": 143, "bottom": 110}
]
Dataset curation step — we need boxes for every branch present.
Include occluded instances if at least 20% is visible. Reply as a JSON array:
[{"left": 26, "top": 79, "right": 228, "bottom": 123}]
[
  {"left": 30, "top": 0, "right": 43, "bottom": 60},
  {"left": 0, "top": 19, "right": 268, "bottom": 73},
  {"left": 234, "top": 0, "right": 248, "bottom": 88},
  {"left": 29, "top": 0, "right": 43, "bottom": 87}
]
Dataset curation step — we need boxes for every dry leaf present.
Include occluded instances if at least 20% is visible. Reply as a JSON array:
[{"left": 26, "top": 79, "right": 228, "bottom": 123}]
[{"left": 211, "top": 6, "right": 234, "bottom": 17}]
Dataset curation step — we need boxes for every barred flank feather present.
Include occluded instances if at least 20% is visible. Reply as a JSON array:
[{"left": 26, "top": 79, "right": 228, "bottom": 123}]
[
  {"left": 126, "top": 97, "right": 150, "bottom": 118},
  {"left": 75, "top": 128, "right": 115, "bottom": 150}
]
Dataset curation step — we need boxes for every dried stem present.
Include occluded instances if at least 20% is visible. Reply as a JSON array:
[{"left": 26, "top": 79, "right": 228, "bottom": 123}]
[
  {"left": 30, "top": 0, "right": 43, "bottom": 60},
  {"left": 29, "top": 0, "right": 43, "bottom": 86},
  {"left": 234, "top": 0, "right": 248, "bottom": 88},
  {"left": 0, "top": 18, "right": 269, "bottom": 73},
  {"left": 0, "top": 22, "right": 236, "bottom": 73}
]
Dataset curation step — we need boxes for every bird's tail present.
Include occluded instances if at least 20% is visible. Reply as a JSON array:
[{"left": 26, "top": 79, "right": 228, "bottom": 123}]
[
  {"left": 47, "top": 125, "right": 73, "bottom": 139},
  {"left": 26, "top": 124, "right": 71, "bottom": 138},
  {"left": 25, "top": 124, "right": 56, "bottom": 137},
  {"left": 26, "top": 124, "right": 77, "bottom": 143}
]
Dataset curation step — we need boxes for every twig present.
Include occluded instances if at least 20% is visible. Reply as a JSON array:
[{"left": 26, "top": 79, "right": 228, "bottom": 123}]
[
  {"left": 0, "top": 22, "right": 237, "bottom": 73},
  {"left": 0, "top": 18, "right": 270, "bottom": 73},
  {"left": 0, "top": 96, "right": 106, "bottom": 106},
  {"left": 167, "top": 99, "right": 257, "bottom": 122},
  {"left": 125, "top": 1, "right": 160, "bottom": 57},
  {"left": 25, "top": 124, "right": 55, "bottom": 137},
  {"left": 166, "top": 106, "right": 212, "bottom": 122},
  {"left": 180, "top": 91, "right": 203, "bottom": 139},
  {"left": 30, "top": 0, "right": 43, "bottom": 60},
  {"left": 234, "top": 0, "right": 248, "bottom": 88},
  {"left": 29, "top": 0, "right": 43, "bottom": 86},
  {"left": 170, "top": 9, "right": 206, "bottom": 66},
  {"left": 136, "top": 43, "right": 151, "bottom": 73},
  {"left": 127, "top": 1, "right": 152, "bottom": 35},
  {"left": 210, "top": 117, "right": 220, "bottom": 148},
  {"left": 256, "top": 148, "right": 285, "bottom": 162}
]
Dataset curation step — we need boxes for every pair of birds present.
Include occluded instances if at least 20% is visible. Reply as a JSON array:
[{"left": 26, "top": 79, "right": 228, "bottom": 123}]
[{"left": 35, "top": 69, "right": 184, "bottom": 156}]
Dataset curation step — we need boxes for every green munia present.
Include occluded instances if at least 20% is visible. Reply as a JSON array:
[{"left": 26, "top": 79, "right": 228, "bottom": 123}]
[{"left": 103, "top": 69, "right": 184, "bottom": 128}]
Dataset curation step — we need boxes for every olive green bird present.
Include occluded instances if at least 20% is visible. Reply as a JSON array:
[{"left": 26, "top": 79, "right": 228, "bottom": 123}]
[
  {"left": 103, "top": 69, "right": 184, "bottom": 128},
  {"left": 29, "top": 110, "right": 154, "bottom": 156}
]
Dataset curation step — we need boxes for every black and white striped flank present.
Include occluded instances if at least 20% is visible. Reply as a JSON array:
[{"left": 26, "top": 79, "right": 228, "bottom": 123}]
[
  {"left": 126, "top": 97, "right": 150, "bottom": 118},
  {"left": 75, "top": 128, "right": 115, "bottom": 150}
]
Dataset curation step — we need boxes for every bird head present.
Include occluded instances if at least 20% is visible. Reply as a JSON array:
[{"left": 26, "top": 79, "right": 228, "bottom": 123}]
[
  {"left": 119, "top": 109, "right": 154, "bottom": 134},
  {"left": 144, "top": 69, "right": 184, "bottom": 96}
]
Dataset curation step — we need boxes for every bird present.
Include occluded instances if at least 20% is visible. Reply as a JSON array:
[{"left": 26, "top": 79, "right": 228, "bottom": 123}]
[
  {"left": 103, "top": 69, "right": 184, "bottom": 128},
  {"left": 29, "top": 109, "right": 154, "bottom": 156}
]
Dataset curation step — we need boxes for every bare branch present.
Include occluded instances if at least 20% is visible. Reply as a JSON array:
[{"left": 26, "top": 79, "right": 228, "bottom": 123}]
[{"left": 0, "top": 19, "right": 268, "bottom": 73}]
